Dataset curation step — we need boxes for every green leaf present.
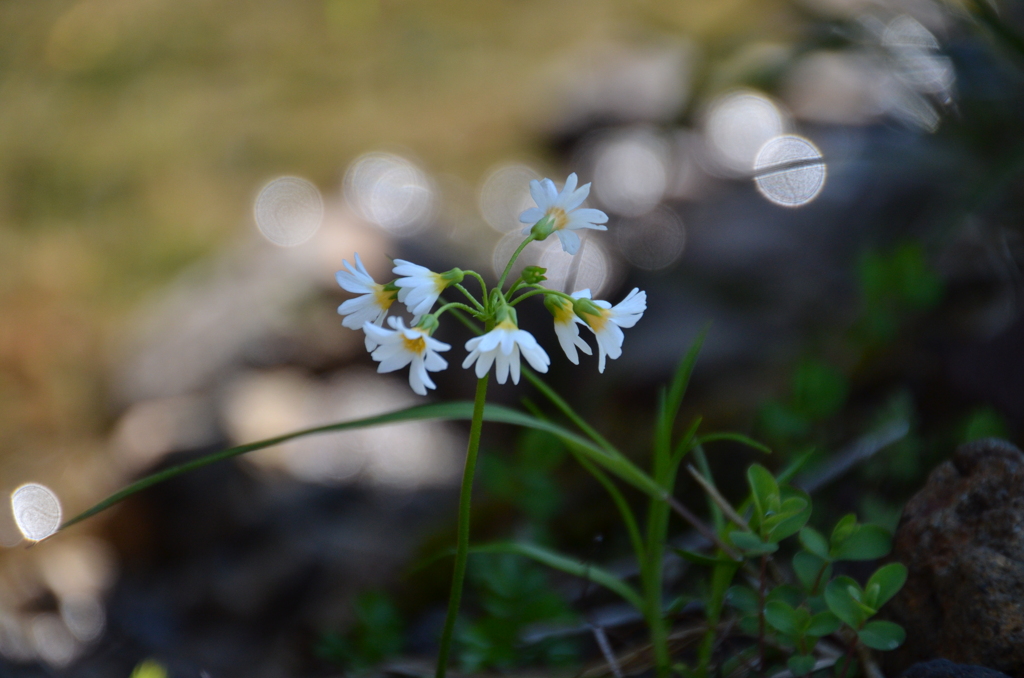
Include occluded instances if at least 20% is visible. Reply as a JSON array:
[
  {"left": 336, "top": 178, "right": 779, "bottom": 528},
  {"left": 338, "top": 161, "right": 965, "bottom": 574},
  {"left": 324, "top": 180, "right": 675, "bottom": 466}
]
[
  {"left": 858, "top": 620, "right": 906, "bottom": 651},
  {"left": 799, "top": 527, "right": 831, "bottom": 560},
  {"left": 766, "top": 584, "right": 804, "bottom": 608},
  {"left": 830, "top": 514, "right": 858, "bottom": 546},
  {"left": 831, "top": 524, "right": 892, "bottom": 561},
  {"left": 806, "top": 611, "right": 841, "bottom": 637},
  {"left": 468, "top": 542, "right": 644, "bottom": 611},
  {"left": 656, "top": 327, "right": 709, "bottom": 469},
  {"left": 696, "top": 432, "right": 771, "bottom": 455},
  {"left": 788, "top": 655, "right": 817, "bottom": 677},
  {"left": 766, "top": 489, "right": 812, "bottom": 542},
  {"left": 747, "top": 464, "right": 780, "bottom": 521},
  {"left": 63, "top": 401, "right": 667, "bottom": 531},
  {"left": 672, "top": 547, "right": 737, "bottom": 568},
  {"left": 791, "top": 359, "right": 848, "bottom": 421},
  {"left": 726, "top": 585, "right": 760, "bottom": 615},
  {"left": 865, "top": 563, "right": 907, "bottom": 609},
  {"left": 764, "top": 601, "right": 801, "bottom": 636},
  {"left": 730, "top": 530, "right": 778, "bottom": 555},
  {"left": 824, "top": 576, "right": 866, "bottom": 628},
  {"left": 775, "top": 448, "right": 815, "bottom": 485},
  {"left": 792, "top": 551, "right": 831, "bottom": 594}
]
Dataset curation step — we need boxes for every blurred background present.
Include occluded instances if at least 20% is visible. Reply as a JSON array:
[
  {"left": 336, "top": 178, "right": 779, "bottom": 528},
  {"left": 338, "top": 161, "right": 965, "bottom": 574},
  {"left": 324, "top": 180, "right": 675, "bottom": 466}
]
[{"left": 1, "top": 0, "right": 1023, "bottom": 675}]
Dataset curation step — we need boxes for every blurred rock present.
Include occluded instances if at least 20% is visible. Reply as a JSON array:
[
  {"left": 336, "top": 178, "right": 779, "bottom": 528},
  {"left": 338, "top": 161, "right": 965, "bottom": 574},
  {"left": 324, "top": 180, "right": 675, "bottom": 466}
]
[
  {"left": 885, "top": 438, "right": 1024, "bottom": 676},
  {"left": 903, "top": 659, "right": 1011, "bottom": 678}
]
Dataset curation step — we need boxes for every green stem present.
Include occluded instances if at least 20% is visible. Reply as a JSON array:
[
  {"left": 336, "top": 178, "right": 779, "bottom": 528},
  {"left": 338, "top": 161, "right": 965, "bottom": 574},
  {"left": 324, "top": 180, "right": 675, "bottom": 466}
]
[
  {"left": 432, "top": 301, "right": 483, "bottom": 320},
  {"left": 435, "top": 375, "right": 490, "bottom": 678},
  {"left": 452, "top": 283, "right": 485, "bottom": 311},
  {"left": 644, "top": 495, "right": 672, "bottom": 678},
  {"left": 522, "top": 368, "right": 617, "bottom": 455},
  {"left": 496, "top": 236, "right": 535, "bottom": 290},
  {"left": 465, "top": 270, "right": 489, "bottom": 301}
]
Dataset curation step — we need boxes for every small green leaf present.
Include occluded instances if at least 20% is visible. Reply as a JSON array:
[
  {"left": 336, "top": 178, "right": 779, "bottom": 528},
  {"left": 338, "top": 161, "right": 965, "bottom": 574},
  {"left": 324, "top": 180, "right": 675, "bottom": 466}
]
[
  {"left": 730, "top": 530, "right": 779, "bottom": 555},
  {"left": 726, "top": 585, "right": 760, "bottom": 615},
  {"left": 865, "top": 563, "right": 907, "bottom": 609},
  {"left": 697, "top": 432, "right": 771, "bottom": 455},
  {"left": 766, "top": 489, "right": 812, "bottom": 542},
  {"left": 764, "top": 600, "right": 801, "bottom": 636},
  {"left": 766, "top": 584, "right": 804, "bottom": 608},
  {"left": 792, "top": 551, "right": 831, "bottom": 594},
  {"left": 831, "top": 524, "right": 892, "bottom": 561},
  {"left": 824, "top": 576, "right": 866, "bottom": 628},
  {"left": 671, "top": 547, "right": 736, "bottom": 567},
  {"left": 858, "top": 620, "right": 906, "bottom": 651},
  {"left": 788, "top": 654, "right": 818, "bottom": 677},
  {"left": 748, "top": 464, "right": 780, "bottom": 520},
  {"left": 799, "top": 527, "right": 830, "bottom": 560},
  {"left": 830, "top": 514, "right": 858, "bottom": 547},
  {"left": 806, "top": 611, "right": 841, "bottom": 637}
]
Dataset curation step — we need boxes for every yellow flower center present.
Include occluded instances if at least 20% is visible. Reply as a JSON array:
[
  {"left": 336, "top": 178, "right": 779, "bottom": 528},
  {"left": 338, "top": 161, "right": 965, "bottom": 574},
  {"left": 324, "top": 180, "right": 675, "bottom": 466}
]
[
  {"left": 546, "top": 207, "right": 570, "bottom": 231},
  {"left": 373, "top": 284, "right": 396, "bottom": 310},
  {"left": 552, "top": 299, "right": 576, "bottom": 325},
  {"left": 495, "top": 319, "right": 518, "bottom": 331},
  {"left": 582, "top": 308, "right": 610, "bottom": 332},
  {"left": 431, "top": 273, "right": 448, "bottom": 294},
  {"left": 403, "top": 333, "right": 427, "bottom": 355}
]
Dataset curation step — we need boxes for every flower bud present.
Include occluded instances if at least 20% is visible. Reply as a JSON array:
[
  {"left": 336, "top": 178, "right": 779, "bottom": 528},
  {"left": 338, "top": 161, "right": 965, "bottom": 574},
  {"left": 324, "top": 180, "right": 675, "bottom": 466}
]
[
  {"left": 520, "top": 266, "right": 547, "bottom": 285},
  {"left": 529, "top": 214, "right": 556, "bottom": 241},
  {"left": 493, "top": 301, "right": 518, "bottom": 327},
  {"left": 439, "top": 268, "right": 465, "bottom": 287},
  {"left": 572, "top": 296, "right": 603, "bottom": 326},
  {"left": 416, "top": 314, "right": 440, "bottom": 335}
]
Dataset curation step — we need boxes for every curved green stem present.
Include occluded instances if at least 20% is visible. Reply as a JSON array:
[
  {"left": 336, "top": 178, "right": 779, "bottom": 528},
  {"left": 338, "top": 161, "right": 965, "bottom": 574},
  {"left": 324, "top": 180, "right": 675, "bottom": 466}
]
[
  {"left": 452, "top": 284, "right": 485, "bottom": 311},
  {"left": 432, "top": 301, "right": 483, "bottom": 320},
  {"left": 496, "top": 236, "right": 535, "bottom": 290},
  {"left": 465, "top": 270, "right": 489, "bottom": 302},
  {"left": 509, "top": 287, "right": 573, "bottom": 306},
  {"left": 435, "top": 375, "right": 490, "bottom": 678}
]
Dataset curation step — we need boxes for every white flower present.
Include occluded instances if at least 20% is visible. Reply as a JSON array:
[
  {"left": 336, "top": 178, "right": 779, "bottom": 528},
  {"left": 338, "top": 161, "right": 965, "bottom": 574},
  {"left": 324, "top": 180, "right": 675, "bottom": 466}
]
[
  {"left": 393, "top": 259, "right": 447, "bottom": 318},
  {"left": 519, "top": 173, "right": 608, "bottom": 255},
  {"left": 548, "top": 291, "right": 593, "bottom": 365},
  {"left": 336, "top": 253, "right": 396, "bottom": 350},
  {"left": 363, "top": 317, "right": 451, "bottom": 396},
  {"left": 462, "top": 321, "right": 550, "bottom": 385},
  {"left": 576, "top": 288, "right": 647, "bottom": 373}
]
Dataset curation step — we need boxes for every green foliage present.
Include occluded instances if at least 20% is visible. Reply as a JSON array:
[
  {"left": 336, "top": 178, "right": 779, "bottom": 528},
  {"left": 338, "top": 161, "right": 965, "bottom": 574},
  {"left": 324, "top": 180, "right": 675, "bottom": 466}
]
[
  {"left": 858, "top": 242, "right": 943, "bottom": 343},
  {"left": 456, "top": 554, "right": 578, "bottom": 672},
  {"left": 481, "top": 428, "right": 566, "bottom": 527},
  {"left": 317, "top": 591, "right": 404, "bottom": 671},
  {"left": 960, "top": 406, "right": 1010, "bottom": 443},
  {"left": 130, "top": 660, "right": 168, "bottom": 678},
  {"left": 723, "top": 486, "right": 907, "bottom": 677}
]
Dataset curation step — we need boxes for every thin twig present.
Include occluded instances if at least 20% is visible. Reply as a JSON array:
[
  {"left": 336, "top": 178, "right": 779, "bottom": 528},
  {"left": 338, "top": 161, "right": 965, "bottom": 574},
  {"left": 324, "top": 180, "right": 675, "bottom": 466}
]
[
  {"left": 591, "top": 624, "right": 625, "bottom": 678},
  {"left": 665, "top": 495, "right": 743, "bottom": 562},
  {"left": 686, "top": 465, "right": 751, "bottom": 530}
]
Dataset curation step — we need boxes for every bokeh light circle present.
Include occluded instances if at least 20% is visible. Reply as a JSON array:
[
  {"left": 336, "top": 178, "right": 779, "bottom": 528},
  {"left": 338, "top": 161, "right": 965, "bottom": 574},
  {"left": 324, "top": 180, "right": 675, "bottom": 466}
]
[
  {"left": 614, "top": 206, "right": 687, "bottom": 270},
  {"left": 253, "top": 177, "right": 324, "bottom": 247},
  {"left": 11, "top": 483, "right": 62, "bottom": 542},
  {"left": 753, "top": 135, "right": 827, "bottom": 207},
  {"left": 704, "top": 90, "right": 787, "bottom": 175},
  {"left": 344, "top": 152, "right": 434, "bottom": 235},
  {"left": 479, "top": 164, "right": 542, "bottom": 233},
  {"left": 593, "top": 130, "right": 669, "bottom": 217},
  {"left": 537, "top": 237, "right": 612, "bottom": 297}
]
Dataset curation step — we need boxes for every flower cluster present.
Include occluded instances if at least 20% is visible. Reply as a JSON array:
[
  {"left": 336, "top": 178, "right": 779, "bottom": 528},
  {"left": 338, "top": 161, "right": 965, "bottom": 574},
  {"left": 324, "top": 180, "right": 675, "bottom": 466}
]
[{"left": 335, "top": 174, "right": 646, "bottom": 395}]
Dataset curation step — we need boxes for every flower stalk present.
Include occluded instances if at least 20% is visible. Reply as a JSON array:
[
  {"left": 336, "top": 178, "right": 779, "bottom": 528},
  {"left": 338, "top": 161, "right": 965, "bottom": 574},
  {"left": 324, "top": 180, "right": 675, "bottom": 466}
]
[{"left": 435, "top": 374, "right": 490, "bottom": 678}]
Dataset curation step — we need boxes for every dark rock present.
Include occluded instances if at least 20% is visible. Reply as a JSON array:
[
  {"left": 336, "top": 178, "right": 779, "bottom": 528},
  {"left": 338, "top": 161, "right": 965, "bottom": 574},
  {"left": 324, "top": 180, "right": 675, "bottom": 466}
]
[
  {"left": 884, "top": 439, "right": 1024, "bottom": 677},
  {"left": 903, "top": 659, "right": 1012, "bottom": 678}
]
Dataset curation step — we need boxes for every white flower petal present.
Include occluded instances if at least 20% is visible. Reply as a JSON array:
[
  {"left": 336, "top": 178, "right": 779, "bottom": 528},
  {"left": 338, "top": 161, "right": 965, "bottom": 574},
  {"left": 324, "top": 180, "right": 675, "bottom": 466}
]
[
  {"left": 557, "top": 229, "right": 581, "bottom": 255},
  {"left": 519, "top": 207, "right": 545, "bottom": 224}
]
